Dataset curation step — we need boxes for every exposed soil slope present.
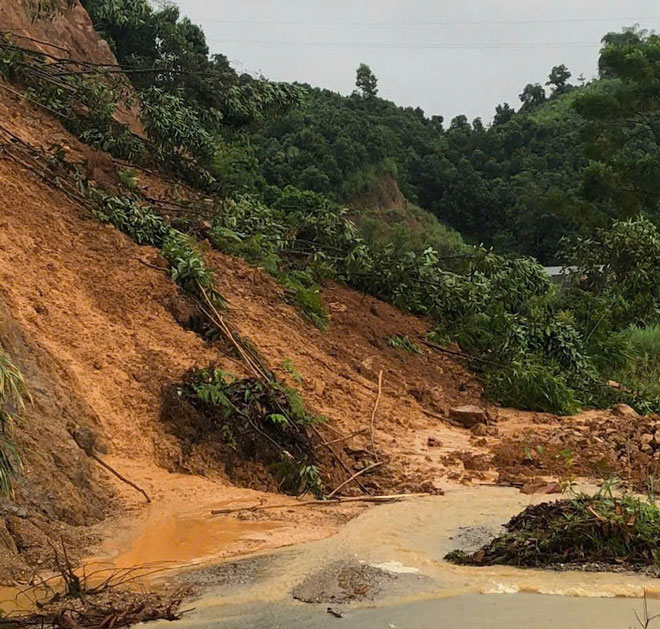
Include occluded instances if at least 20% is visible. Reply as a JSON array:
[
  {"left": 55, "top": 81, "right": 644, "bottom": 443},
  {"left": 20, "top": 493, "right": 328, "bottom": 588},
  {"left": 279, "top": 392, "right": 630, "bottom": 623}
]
[
  {"left": 0, "top": 78, "right": 485, "bottom": 581},
  {"left": 0, "top": 1, "right": 115, "bottom": 65}
]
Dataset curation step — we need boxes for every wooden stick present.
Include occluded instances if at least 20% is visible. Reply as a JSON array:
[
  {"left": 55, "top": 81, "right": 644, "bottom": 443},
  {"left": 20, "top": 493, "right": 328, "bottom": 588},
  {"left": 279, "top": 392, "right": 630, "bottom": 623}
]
[
  {"left": 322, "top": 422, "right": 348, "bottom": 438},
  {"left": 3, "top": 31, "right": 71, "bottom": 53},
  {"left": 91, "top": 454, "right": 151, "bottom": 503},
  {"left": 422, "top": 340, "right": 502, "bottom": 368},
  {"left": 211, "top": 493, "right": 429, "bottom": 515},
  {"left": 420, "top": 408, "right": 444, "bottom": 421},
  {"left": 370, "top": 370, "right": 383, "bottom": 456},
  {"left": 322, "top": 429, "right": 367, "bottom": 446},
  {"left": 327, "top": 462, "right": 383, "bottom": 499},
  {"left": 420, "top": 407, "right": 465, "bottom": 428},
  {"left": 310, "top": 424, "right": 369, "bottom": 494}
]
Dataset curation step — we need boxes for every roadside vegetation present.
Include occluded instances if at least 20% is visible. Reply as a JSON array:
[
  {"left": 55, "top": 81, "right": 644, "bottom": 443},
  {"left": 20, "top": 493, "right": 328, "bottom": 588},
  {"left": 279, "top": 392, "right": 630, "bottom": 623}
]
[{"left": 446, "top": 481, "right": 660, "bottom": 572}]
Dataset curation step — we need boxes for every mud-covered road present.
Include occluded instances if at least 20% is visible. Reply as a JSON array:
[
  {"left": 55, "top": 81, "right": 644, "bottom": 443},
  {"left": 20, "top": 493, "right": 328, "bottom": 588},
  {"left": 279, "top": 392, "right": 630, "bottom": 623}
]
[{"left": 138, "top": 487, "right": 660, "bottom": 629}]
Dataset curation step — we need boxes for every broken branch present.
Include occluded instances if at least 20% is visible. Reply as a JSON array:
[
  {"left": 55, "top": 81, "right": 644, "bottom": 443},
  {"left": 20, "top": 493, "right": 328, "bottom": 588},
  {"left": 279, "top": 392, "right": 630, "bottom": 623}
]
[
  {"left": 369, "top": 370, "right": 383, "bottom": 457},
  {"left": 90, "top": 454, "right": 151, "bottom": 503},
  {"left": 326, "top": 461, "right": 383, "bottom": 499},
  {"left": 211, "top": 493, "right": 429, "bottom": 515}
]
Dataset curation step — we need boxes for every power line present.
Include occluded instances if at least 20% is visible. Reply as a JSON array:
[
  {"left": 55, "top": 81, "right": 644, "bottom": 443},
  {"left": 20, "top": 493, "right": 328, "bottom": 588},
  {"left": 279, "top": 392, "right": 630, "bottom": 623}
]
[
  {"left": 207, "top": 38, "right": 601, "bottom": 50},
  {"left": 205, "top": 16, "right": 660, "bottom": 27}
]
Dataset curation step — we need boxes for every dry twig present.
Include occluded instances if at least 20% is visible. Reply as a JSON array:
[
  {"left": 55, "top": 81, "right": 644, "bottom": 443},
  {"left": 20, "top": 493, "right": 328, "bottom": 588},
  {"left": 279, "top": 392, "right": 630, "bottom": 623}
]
[
  {"left": 326, "top": 462, "right": 383, "bottom": 499},
  {"left": 211, "top": 493, "right": 429, "bottom": 515},
  {"left": 369, "top": 370, "right": 383, "bottom": 457}
]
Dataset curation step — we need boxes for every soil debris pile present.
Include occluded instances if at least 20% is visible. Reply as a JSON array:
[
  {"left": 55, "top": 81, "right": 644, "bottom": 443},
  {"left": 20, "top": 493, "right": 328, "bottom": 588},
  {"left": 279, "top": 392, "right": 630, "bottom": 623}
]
[
  {"left": 492, "top": 412, "right": 660, "bottom": 491},
  {"left": 446, "top": 492, "right": 660, "bottom": 573},
  {"left": 162, "top": 367, "right": 325, "bottom": 496},
  {"left": 292, "top": 561, "right": 394, "bottom": 604}
]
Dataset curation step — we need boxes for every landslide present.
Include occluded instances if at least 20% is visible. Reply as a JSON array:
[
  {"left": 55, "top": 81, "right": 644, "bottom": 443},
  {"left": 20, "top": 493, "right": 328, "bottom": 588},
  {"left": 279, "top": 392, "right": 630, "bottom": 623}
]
[
  {"left": 0, "top": 0, "right": 646, "bottom": 589},
  {"left": 0, "top": 73, "right": 486, "bottom": 582}
]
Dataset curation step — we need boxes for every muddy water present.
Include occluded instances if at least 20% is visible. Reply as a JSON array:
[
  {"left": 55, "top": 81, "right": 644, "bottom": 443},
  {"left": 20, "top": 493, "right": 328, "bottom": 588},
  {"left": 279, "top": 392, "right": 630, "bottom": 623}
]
[
  {"left": 5, "top": 487, "right": 660, "bottom": 626},
  {"left": 140, "top": 486, "right": 660, "bottom": 628},
  {"left": 0, "top": 503, "right": 283, "bottom": 617},
  {"left": 98, "top": 504, "right": 283, "bottom": 569}
]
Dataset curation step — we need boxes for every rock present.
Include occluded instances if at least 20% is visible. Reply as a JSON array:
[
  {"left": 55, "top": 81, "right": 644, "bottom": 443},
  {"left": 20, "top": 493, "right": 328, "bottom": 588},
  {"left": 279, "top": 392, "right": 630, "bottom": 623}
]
[
  {"left": 197, "top": 219, "right": 212, "bottom": 231},
  {"left": 449, "top": 405, "right": 488, "bottom": 428},
  {"left": 419, "top": 480, "right": 444, "bottom": 495},
  {"left": 654, "top": 431, "right": 660, "bottom": 446},
  {"left": 520, "top": 480, "right": 562, "bottom": 495},
  {"left": 427, "top": 437, "right": 442, "bottom": 448},
  {"left": 470, "top": 423, "right": 490, "bottom": 436},
  {"left": 72, "top": 425, "right": 98, "bottom": 456},
  {"left": 641, "top": 433, "right": 654, "bottom": 445},
  {"left": 611, "top": 403, "right": 638, "bottom": 419}
]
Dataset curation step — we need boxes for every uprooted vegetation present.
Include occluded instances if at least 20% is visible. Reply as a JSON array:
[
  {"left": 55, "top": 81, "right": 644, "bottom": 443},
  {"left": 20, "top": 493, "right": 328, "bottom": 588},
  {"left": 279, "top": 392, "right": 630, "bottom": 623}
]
[
  {"left": 0, "top": 545, "right": 186, "bottom": 628},
  {"left": 446, "top": 486, "right": 660, "bottom": 574},
  {"left": 162, "top": 367, "right": 324, "bottom": 497}
]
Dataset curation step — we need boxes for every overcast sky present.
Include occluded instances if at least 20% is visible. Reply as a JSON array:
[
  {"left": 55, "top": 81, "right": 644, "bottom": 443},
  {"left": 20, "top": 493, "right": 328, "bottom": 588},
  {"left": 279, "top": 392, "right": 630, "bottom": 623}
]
[{"left": 172, "top": 0, "right": 660, "bottom": 123}]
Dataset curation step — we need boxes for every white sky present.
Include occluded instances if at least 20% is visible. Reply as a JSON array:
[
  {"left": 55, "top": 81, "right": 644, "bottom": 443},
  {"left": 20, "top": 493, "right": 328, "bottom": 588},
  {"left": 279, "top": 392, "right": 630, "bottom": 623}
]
[{"left": 172, "top": 0, "right": 660, "bottom": 122}]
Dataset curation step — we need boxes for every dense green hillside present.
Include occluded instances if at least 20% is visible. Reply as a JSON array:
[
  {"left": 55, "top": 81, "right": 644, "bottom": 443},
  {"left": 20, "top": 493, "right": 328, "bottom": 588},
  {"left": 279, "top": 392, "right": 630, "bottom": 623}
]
[{"left": 252, "top": 73, "right": 620, "bottom": 263}]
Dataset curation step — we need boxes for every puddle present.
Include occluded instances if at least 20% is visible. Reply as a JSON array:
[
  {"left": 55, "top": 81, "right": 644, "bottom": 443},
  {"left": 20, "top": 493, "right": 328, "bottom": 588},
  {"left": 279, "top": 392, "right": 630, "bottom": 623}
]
[
  {"left": 0, "top": 502, "right": 284, "bottom": 617},
  {"left": 95, "top": 504, "right": 284, "bottom": 571}
]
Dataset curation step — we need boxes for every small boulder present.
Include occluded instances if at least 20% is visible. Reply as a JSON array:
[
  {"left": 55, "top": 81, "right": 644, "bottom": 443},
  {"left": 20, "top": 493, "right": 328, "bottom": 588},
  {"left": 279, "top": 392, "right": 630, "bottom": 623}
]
[
  {"left": 641, "top": 433, "right": 654, "bottom": 446},
  {"left": 520, "top": 480, "right": 562, "bottom": 495},
  {"left": 73, "top": 425, "right": 98, "bottom": 455},
  {"left": 611, "top": 403, "right": 638, "bottom": 419},
  {"left": 427, "top": 437, "right": 442, "bottom": 448},
  {"left": 470, "top": 424, "right": 490, "bottom": 437},
  {"left": 449, "top": 405, "right": 488, "bottom": 428}
]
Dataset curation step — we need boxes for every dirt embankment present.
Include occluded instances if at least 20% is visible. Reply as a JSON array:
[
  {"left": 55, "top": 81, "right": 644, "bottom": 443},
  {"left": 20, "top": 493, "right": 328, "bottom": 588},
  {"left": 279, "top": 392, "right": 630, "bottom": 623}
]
[
  {"left": 0, "top": 1, "right": 115, "bottom": 65},
  {"left": 0, "top": 78, "right": 487, "bottom": 581}
]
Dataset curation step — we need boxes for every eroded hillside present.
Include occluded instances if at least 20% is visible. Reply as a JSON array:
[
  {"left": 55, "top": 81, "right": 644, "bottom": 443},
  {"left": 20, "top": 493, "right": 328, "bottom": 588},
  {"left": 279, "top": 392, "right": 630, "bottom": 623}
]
[
  {"left": 0, "top": 0, "right": 652, "bottom": 593},
  {"left": 0, "top": 68, "right": 487, "bottom": 579}
]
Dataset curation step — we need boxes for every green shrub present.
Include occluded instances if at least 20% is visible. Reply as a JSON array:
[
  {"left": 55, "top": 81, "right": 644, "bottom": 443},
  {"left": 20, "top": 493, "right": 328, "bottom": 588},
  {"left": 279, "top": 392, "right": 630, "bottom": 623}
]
[
  {"left": 280, "top": 270, "right": 328, "bottom": 331},
  {"left": 612, "top": 324, "right": 660, "bottom": 399},
  {"left": 386, "top": 335, "right": 422, "bottom": 355},
  {"left": 161, "top": 232, "right": 223, "bottom": 306},
  {"left": 180, "top": 368, "right": 324, "bottom": 497},
  {"left": 0, "top": 352, "right": 29, "bottom": 497},
  {"left": 483, "top": 359, "right": 580, "bottom": 415},
  {"left": 90, "top": 189, "right": 170, "bottom": 247}
]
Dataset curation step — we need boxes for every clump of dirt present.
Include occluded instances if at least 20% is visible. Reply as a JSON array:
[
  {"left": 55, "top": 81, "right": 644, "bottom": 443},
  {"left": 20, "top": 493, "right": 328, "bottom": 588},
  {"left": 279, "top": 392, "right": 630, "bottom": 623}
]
[
  {"left": 491, "top": 412, "right": 660, "bottom": 491},
  {"left": 446, "top": 495, "right": 660, "bottom": 575},
  {"left": 292, "top": 560, "right": 394, "bottom": 604}
]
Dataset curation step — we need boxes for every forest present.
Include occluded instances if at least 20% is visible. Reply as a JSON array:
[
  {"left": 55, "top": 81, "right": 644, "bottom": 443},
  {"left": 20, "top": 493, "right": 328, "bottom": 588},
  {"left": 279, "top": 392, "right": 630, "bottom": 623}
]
[{"left": 4, "top": 0, "right": 660, "bottom": 422}]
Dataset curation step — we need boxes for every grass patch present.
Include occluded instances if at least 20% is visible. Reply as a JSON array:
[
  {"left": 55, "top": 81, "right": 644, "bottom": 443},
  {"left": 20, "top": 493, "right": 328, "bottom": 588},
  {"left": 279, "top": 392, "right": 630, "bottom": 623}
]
[
  {"left": 280, "top": 270, "right": 329, "bottom": 331},
  {"left": 446, "top": 487, "right": 660, "bottom": 571},
  {"left": 386, "top": 334, "right": 422, "bottom": 355},
  {"left": 613, "top": 324, "right": 660, "bottom": 399},
  {"left": 0, "top": 352, "right": 29, "bottom": 497}
]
